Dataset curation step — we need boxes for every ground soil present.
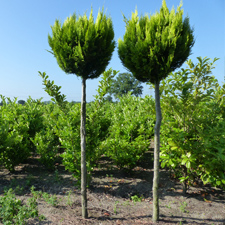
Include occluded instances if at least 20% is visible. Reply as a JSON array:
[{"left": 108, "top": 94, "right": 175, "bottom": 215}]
[{"left": 0, "top": 151, "right": 225, "bottom": 225}]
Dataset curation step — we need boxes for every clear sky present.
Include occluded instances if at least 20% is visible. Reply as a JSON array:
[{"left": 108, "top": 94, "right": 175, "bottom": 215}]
[{"left": 0, "top": 0, "right": 224, "bottom": 102}]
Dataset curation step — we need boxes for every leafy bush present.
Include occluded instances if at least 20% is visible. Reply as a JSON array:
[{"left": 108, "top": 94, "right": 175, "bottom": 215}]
[
  {"left": 31, "top": 128, "right": 59, "bottom": 170},
  {"left": 39, "top": 71, "right": 67, "bottom": 109},
  {"left": 160, "top": 57, "right": 225, "bottom": 191},
  {"left": 54, "top": 69, "right": 116, "bottom": 182},
  {"left": 56, "top": 103, "right": 82, "bottom": 179},
  {"left": 0, "top": 188, "right": 40, "bottom": 224},
  {"left": 56, "top": 101, "right": 111, "bottom": 183},
  {"left": 0, "top": 96, "right": 30, "bottom": 171},
  {"left": 24, "top": 97, "right": 45, "bottom": 146},
  {"left": 31, "top": 103, "right": 61, "bottom": 170},
  {"left": 101, "top": 93, "right": 155, "bottom": 169}
]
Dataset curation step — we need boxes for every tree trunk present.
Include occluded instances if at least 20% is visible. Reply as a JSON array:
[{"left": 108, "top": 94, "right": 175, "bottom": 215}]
[
  {"left": 152, "top": 80, "right": 162, "bottom": 222},
  {"left": 81, "top": 78, "right": 88, "bottom": 218},
  {"left": 182, "top": 166, "right": 188, "bottom": 194}
]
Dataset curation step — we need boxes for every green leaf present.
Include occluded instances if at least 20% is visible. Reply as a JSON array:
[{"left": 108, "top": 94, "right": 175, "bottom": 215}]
[
  {"left": 186, "top": 161, "right": 191, "bottom": 169},
  {"left": 186, "top": 152, "right": 191, "bottom": 158},
  {"left": 181, "top": 158, "right": 188, "bottom": 165},
  {"left": 179, "top": 176, "right": 189, "bottom": 182},
  {"left": 161, "top": 161, "right": 166, "bottom": 168}
]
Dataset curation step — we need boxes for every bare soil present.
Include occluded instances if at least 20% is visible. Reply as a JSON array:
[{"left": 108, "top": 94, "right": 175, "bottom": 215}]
[{"left": 0, "top": 151, "right": 225, "bottom": 225}]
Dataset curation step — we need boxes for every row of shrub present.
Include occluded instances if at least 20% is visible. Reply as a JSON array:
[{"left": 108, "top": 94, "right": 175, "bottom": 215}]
[
  {"left": 0, "top": 96, "right": 45, "bottom": 171},
  {"left": 0, "top": 57, "right": 224, "bottom": 191},
  {"left": 0, "top": 93, "right": 155, "bottom": 176}
]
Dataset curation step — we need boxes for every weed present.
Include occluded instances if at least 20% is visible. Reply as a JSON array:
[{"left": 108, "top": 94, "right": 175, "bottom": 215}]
[
  {"left": 60, "top": 218, "right": 65, "bottom": 223},
  {"left": 165, "top": 201, "right": 171, "bottom": 209},
  {"left": 26, "top": 175, "right": 35, "bottom": 187},
  {"left": 122, "top": 200, "right": 131, "bottom": 206},
  {"left": 179, "top": 218, "right": 187, "bottom": 224},
  {"left": 26, "top": 196, "right": 39, "bottom": 217},
  {"left": 42, "top": 192, "right": 59, "bottom": 207},
  {"left": 180, "top": 201, "right": 189, "bottom": 213},
  {"left": 31, "top": 186, "right": 42, "bottom": 199},
  {"left": 39, "top": 214, "right": 46, "bottom": 221},
  {"left": 30, "top": 186, "right": 59, "bottom": 207},
  {"left": 106, "top": 174, "right": 113, "bottom": 178},
  {"left": 15, "top": 185, "right": 24, "bottom": 195},
  {"left": 114, "top": 201, "right": 120, "bottom": 214},
  {"left": 54, "top": 169, "right": 61, "bottom": 182},
  {"left": 165, "top": 201, "right": 175, "bottom": 209},
  {"left": 131, "top": 195, "right": 142, "bottom": 203},
  {"left": 0, "top": 188, "right": 43, "bottom": 224},
  {"left": 10, "top": 178, "right": 19, "bottom": 188},
  {"left": 66, "top": 190, "right": 73, "bottom": 206}
]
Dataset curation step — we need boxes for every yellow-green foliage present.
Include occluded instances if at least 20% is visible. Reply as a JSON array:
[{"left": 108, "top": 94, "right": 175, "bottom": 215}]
[
  {"left": 48, "top": 8, "right": 115, "bottom": 79},
  {"left": 118, "top": 0, "right": 195, "bottom": 83}
]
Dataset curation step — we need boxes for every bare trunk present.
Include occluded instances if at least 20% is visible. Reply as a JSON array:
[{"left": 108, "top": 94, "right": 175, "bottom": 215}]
[
  {"left": 81, "top": 78, "right": 88, "bottom": 218},
  {"left": 152, "top": 80, "right": 162, "bottom": 222},
  {"left": 182, "top": 166, "right": 188, "bottom": 194}
]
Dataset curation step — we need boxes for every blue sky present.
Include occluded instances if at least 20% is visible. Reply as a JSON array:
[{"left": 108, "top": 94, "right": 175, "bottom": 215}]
[{"left": 0, "top": 0, "right": 224, "bottom": 102}]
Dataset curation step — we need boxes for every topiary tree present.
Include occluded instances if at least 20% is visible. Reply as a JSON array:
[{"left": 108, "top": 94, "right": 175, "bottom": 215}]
[
  {"left": 118, "top": 0, "right": 194, "bottom": 221},
  {"left": 48, "top": 9, "right": 115, "bottom": 218}
]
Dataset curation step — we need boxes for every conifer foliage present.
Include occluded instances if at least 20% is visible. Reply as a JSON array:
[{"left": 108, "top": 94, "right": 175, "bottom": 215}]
[
  {"left": 118, "top": 0, "right": 194, "bottom": 221},
  {"left": 48, "top": 9, "right": 115, "bottom": 218},
  {"left": 48, "top": 9, "right": 115, "bottom": 79}
]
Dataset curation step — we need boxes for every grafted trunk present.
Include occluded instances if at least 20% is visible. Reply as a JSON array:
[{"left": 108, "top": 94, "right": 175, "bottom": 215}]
[
  {"left": 152, "top": 80, "right": 162, "bottom": 222},
  {"left": 81, "top": 78, "right": 88, "bottom": 218}
]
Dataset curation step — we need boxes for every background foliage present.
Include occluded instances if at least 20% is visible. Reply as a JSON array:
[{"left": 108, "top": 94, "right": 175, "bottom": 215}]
[
  {"left": 108, "top": 72, "right": 143, "bottom": 99},
  {"left": 160, "top": 57, "right": 225, "bottom": 192},
  {"left": 0, "top": 57, "right": 224, "bottom": 191}
]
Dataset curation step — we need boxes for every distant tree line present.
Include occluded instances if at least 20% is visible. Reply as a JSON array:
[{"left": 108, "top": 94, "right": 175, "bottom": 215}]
[
  {"left": 1, "top": 73, "right": 141, "bottom": 106},
  {"left": 0, "top": 100, "right": 81, "bottom": 106}
]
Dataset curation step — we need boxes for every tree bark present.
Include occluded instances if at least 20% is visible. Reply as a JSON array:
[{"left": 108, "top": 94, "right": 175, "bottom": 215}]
[
  {"left": 152, "top": 80, "right": 162, "bottom": 222},
  {"left": 81, "top": 78, "right": 88, "bottom": 218}
]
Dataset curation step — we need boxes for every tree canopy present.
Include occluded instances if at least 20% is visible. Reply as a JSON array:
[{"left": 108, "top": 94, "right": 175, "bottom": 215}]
[
  {"left": 118, "top": 0, "right": 195, "bottom": 84},
  {"left": 48, "top": 9, "right": 115, "bottom": 80},
  {"left": 109, "top": 72, "right": 143, "bottom": 99}
]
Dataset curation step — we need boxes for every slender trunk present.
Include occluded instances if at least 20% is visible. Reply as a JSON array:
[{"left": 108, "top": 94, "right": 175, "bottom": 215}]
[
  {"left": 81, "top": 78, "right": 88, "bottom": 218},
  {"left": 152, "top": 80, "right": 162, "bottom": 222},
  {"left": 183, "top": 114, "right": 187, "bottom": 195},
  {"left": 182, "top": 166, "right": 188, "bottom": 194}
]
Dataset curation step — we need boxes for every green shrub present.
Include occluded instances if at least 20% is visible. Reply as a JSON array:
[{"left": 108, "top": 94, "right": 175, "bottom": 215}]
[
  {"left": 0, "top": 188, "right": 40, "bottom": 224},
  {"left": 56, "top": 103, "right": 82, "bottom": 180},
  {"left": 160, "top": 57, "right": 225, "bottom": 191},
  {"left": 0, "top": 96, "right": 30, "bottom": 172},
  {"left": 57, "top": 101, "right": 111, "bottom": 182},
  {"left": 31, "top": 103, "right": 61, "bottom": 170},
  {"left": 24, "top": 97, "right": 45, "bottom": 149},
  {"left": 101, "top": 94, "right": 155, "bottom": 169}
]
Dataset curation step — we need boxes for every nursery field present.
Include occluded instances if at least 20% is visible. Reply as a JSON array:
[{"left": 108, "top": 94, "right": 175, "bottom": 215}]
[
  {"left": 0, "top": 150, "right": 225, "bottom": 225},
  {"left": 1, "top": 0, "right": 225, "bottom": 223},
  {"left": 0, "top": 57, "right": 225, "bottom": 224}
]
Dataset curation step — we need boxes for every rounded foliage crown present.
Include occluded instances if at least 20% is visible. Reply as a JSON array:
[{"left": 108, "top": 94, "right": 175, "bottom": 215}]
[
  {"left": 48, "top": 9, "right": 115, "bottom": 80},
  {"left": 118, "top": 0, "right": 195, "bottom": 84}
]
